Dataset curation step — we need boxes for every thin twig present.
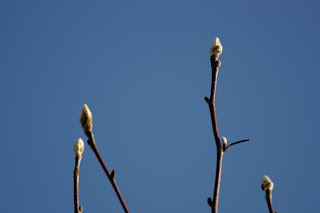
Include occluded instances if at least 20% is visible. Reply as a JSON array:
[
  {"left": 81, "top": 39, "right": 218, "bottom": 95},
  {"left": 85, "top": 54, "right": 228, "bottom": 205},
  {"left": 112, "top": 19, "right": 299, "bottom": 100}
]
[
  {"left": 205, "top": 55, "right": 223, "bottom": 213},
  {"left": 74, "top": 156, "right": 82, "bottom": 213},
  {"left": 205, "top": 54, "right": 250, "bottom": 213},
  {"left": 265, "top": 189, "right": 274, "bottom": 213},
  {"left": 208, "top": 55, "right": 221, "bottom": 149},
  {"left": 224, "top": 139, "right": 251, "bottom": 151},
  {"left": 211, "top": 147, "right": 223, "bottom": 213},
  {"left": 86, "top": 132, "right": 130, "bottom": 213}
]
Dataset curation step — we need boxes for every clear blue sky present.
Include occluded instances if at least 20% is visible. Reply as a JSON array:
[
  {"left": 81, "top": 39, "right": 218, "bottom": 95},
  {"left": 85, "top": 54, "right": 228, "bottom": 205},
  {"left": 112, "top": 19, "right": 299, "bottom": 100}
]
[{"left": 1, "top": 0, "right": 319, "bottom": 212}]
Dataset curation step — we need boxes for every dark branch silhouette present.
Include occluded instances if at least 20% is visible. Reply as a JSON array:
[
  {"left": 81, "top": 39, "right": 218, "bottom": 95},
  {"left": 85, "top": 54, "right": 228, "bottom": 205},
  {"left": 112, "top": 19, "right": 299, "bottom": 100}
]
[
  {"left": 73, "top": 156, "right": 81, "bottom": 213},
  {"left": 265, "top": 189, "right": 274, "bottom": 213},
  {"left": 205, "top": 55, "right": 224, "bottom": 213},
  {"left": 85, "top": 132, "right": 130, "bottom": 213},
  {"left": 224, "top": 139, "right": 251, "bottom": 151}
]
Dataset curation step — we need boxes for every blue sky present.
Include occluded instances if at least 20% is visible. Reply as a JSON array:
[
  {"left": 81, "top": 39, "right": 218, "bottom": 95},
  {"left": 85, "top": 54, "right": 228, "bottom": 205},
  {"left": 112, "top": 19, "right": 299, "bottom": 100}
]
[{"left": 1, "top": 0, "right": 319, "bottom": 212}]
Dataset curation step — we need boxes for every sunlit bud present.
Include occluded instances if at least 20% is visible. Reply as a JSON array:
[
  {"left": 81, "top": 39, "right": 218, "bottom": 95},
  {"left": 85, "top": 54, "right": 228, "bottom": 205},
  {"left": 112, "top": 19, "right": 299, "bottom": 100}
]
[
  {"left": 74, "top": 138, "right": 85, "bottom": 158},
  {"left": 209, "top": 37, "right": 223, "bottom": 58},
  {"left": 261, "top": 175, "right": 274, "bottom": 191},
  {"left": 80, "top": 104, "right": 93, "bottom": 134},
  {"left": 222, "top": 136, "right": 227, "bottom": 147}
]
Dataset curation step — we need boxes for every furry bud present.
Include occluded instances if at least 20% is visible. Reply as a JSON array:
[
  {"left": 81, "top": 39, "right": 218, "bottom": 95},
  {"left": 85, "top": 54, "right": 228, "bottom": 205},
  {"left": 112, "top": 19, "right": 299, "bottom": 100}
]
[
  {"left": 261, "top": 175, "right": 274, "bottom": 191},
  {"left": 74, "top": 138, "right": 85, "bottom": 158},
  {"left": 209, "top": 37, "right": 223, "bottom": 58},
  {"left": 222, "top": 136, "right": 227, "bottom": 147},
  {"left": 80, "top": 104, "right": 93, "bottom": 134}
]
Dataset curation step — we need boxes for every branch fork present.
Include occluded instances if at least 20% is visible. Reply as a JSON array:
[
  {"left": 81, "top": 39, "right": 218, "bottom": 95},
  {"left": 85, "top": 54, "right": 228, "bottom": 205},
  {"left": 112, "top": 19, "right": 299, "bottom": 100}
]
[{"left": 205, "top": 38, "right": 251, "bottom": 213}]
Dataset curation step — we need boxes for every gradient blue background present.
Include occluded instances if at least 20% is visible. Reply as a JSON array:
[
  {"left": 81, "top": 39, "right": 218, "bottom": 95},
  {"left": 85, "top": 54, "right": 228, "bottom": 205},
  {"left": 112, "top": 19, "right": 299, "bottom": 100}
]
[{"left": 1, "top": 0, "right": 319, "bottom": 212}]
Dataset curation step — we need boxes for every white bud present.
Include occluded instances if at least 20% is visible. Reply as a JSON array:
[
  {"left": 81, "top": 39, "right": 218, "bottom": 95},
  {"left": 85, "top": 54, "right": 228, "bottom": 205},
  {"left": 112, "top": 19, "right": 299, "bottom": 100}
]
[
  {"left": 74, "top": 138, "right": 85, "bottom": 158},
  {"left": 209, "top": 37, "right": 223, "bottom": 58},
  {"left": 222, "top": 136, "right": 227, "bottom": 147},
  {"left": 261, "top": 175, "right": 274, "bottom": 191},
  {"left": 80, "top": 104, "right": 93, "bottom": 133}
]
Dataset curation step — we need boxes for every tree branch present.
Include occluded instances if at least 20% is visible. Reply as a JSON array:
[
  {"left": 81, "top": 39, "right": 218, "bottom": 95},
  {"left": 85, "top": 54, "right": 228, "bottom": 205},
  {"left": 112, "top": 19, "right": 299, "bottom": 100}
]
[
  {"left": 86, "top": 132, "right": 130, "bottom": 213},
  {"left": 223, "top": 139, "right": 251, "bottom": 151},
  {"left": 205, "top": 55, "right": 223, "bottom": 213},
  {"left": 265, "top": 189, "right": 274, "bottom": 213},
  {"left": 73, "top": 156, "right": 82, "bottom": 213},
  {"left": 207, "top": 55, "right": 221, "bottom": 150},
  {"left": 206, "top": 49, "right": 250, "bottom": 212}
]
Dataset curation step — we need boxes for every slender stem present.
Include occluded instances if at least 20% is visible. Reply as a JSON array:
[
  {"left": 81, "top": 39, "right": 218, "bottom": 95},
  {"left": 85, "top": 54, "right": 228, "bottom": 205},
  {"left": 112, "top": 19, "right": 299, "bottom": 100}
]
[
  {"left": 206, "top": 50, "right": 251, "bottom": 213},
  {"left": 265, "top": 190, "right": 274, "bottom": 213},
  {"left": 206, "top": 55, "right": 222, "bottom": 213},
  {"left": 211, "top": 148, "right": 223, "bottom": 213},
  {"left": 208, "top": 55, "right": 221, "bottom": 149},
  {"left": 74, "top": 156, "right": 82, "bottom": 213},
  {"left": 86, "top": 132, "right": 130, "bottom": 213},
  {"left": 224, "top": 139, "right": 251, "bottom": 151}
]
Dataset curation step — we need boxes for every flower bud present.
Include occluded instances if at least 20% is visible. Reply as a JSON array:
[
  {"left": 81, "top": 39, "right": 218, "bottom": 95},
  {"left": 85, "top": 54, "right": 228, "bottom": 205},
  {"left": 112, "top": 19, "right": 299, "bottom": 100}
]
[
  {"left": 209, "top": 37, "right": 223, "bottom": 58},
  {"left": 261, "top": 175, "right": 274, "bottom": 191},
  {"left": 80, "top": 104, "right": 93, "bottom": 134},
  {"left": 74, "top": 138, "right": 85, "bottom": 158},
  {"left": 222, "top": 136, "right": 227, "bottom": 147}
]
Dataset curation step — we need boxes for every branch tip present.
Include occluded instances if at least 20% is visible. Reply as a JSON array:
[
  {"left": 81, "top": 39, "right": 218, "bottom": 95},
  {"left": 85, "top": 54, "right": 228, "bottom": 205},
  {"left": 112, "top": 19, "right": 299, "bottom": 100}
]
[
  {"left": 209, "top": 37, "right": 223, "bottom": 59},
  {"left": 262, "top": 175, "right": 274, "bottom": 191},
  {"left": 80, "top": 104, "right": 93, "bottom": 135},
  {"left": 207, "top": 197, "right": 213, "bottom": 207},
  {"left": 74, "top": 138, "right": 85, "bottom": 159}
]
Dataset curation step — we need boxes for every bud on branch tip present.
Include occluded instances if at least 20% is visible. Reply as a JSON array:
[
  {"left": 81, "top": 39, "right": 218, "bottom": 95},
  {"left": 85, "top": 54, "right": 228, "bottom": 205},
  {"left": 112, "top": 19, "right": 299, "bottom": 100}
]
[
  {"left": 261, "top": 175, "right": 274, "bottom": 191},
  {"left": 74, "top": 138, "right": 85, "bottom": 158},
  {"left": 80, "top": 104, "right": 93, "bottom": 134},
  {"left": 209, "top": 37, "right": 223, "bottom": 58}
]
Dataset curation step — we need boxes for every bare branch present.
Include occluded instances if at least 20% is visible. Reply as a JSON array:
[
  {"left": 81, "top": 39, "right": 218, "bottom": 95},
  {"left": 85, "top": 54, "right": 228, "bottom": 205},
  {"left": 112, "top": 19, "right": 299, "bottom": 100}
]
[
  {"left": 223, "top": 139, "right": 251, "bottom": 151},
  {"left": 80, "top": 104, "right": 130, "bottom": 213},
  {"left": 206, "top": 39, "right": 250, "bottom": 213},
  {"left": 73, "top": 139, "right": 84, "bottom": 213},
  {"left": 206, "top": 54, "right": 223, "bottom": 213},
  {"left": 206, "top": 55, "right": 222, "bottom": 150},
  {"left": 87, "top": 132, "right": 130, "bottom": 213},
  {"left": 74, "top": 156, "right": 82, "bottom": 213},
  {"left": 265, "top": 189, "right": 274, "bottom": 213}
]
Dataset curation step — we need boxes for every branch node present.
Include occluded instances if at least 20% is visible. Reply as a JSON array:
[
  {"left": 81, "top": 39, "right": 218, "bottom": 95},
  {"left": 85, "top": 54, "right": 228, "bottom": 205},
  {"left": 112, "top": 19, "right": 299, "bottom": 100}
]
[
  {"left": 111, "top": 170, "right": 116, "bottom": 180},
  {"left": 207, "top": 197, "right": 213, "bottom": 207},
  {"left": 204, "top": 97, "right": 210, "bottom": 104},
  {"left": 79, "top": 205, "right": 83, "bottom": 213},
  {"left": 87, "top": 139, "right": 93, "bottom": 149},
  {"left": 222, "top": 144, "right": 226, "bottom": 151}
]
